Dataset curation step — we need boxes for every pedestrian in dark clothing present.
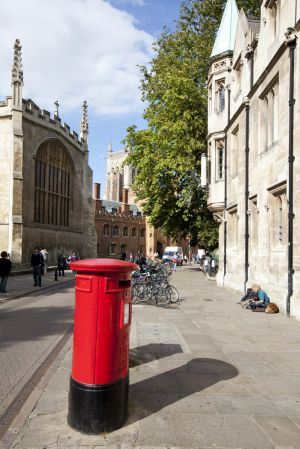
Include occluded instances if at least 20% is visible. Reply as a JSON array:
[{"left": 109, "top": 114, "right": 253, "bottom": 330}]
[
  {"left": 57, "top": 254, "right": 66, "bottom": 276},
  {"left": 119, "top": 252, "right": 127, "bottom": 261},
  {"left": 31, "top": 247, "right": 44, "bottom": 287},
  {"left": 0, "top": 251, "right": 12, "bottom": 293}
]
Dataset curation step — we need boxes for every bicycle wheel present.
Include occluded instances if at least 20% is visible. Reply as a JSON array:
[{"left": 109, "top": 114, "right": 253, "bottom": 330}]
[
  {"left": 137, "top": 283, "right": 153, "bottom": 302},
  {"left": 166, "top": 285, "right": 179, "bottom": 303},
  {"left": 132, "top": 284, "right": 142, "bottom": 303},
  {"left": 155, "top": 286, "right": 171, "bottom": 307}
]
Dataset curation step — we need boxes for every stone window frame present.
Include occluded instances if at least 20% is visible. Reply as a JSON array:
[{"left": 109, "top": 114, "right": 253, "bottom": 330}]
[
  {"left": 227, "top": 205, "right": 239, "bottom": 248},
  {"left": 132, "top": 227, "right": 137, "bottom": 237},
  {"left": 34, "top": 139, "right": 74, "bottom": 227},
  {"left": 215, "top": 78, "right": 226, "bottom": 114},
  {"left": 140, "top": 228, "right": 145, "bottom": 238},
  {"left": 113, "top": 225, "right": 119, "bottom": 236},
  {"left": 233, "top": 54, "right": 243, "bottom": 102},
  {"left": 264, "top": 0, "right": 280, "bottom": 37},
  {"left": 215, "top": 139, "right": 225, "bottom": 181},
  {"left": 267, "top": 181, "right": 287, "bottom": 248},
  {"left": 103, "top": 224, "right": 110, "bottom": 236},
  {"left": 259, "top": 75, "right": 279, "bottom": 153},
  {"left": 123, "top": 226, "right": 128, "bottom": 237}
]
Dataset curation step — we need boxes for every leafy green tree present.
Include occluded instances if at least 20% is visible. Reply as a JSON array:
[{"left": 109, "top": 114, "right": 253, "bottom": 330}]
[{"left": 124, "top": 0, "right": 261, "bottom": 249}]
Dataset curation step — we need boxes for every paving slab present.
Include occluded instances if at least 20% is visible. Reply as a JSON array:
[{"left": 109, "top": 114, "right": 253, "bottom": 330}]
[{"left": 6, "top": 265, "right": 300, "bottom": 449}]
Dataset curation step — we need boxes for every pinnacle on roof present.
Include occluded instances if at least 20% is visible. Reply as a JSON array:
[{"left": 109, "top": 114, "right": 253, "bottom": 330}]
[
  {"left": 210, "top": 0, "right": 239, "bottom": 59},
  {"left": 80, "top": 100, "right": 88, "bottom": 135},
  {"left": 108, "top": 139, "right": 113, "bottom": 153},
  {"left": 11, "top": 39, "right": 23, "bottom": 85}
]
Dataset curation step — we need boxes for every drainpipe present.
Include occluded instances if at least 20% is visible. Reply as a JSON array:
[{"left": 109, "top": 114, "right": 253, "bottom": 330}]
[
  {"left": 224, "top": 73, "right": 231, "bottom": 280},
  {"left": 285, "top": 27, "right": 297, "bottom": 316},
  {"left": 244, "top": 97, "right": 250, "bottom": 293}
]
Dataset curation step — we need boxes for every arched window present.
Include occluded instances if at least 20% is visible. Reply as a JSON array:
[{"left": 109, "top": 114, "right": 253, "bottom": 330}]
[
  {"left": 113, "top": 225, "right": 119, "bottom": 236},
  {"left": 34, "top": 139, "right": 74, "bottom": 226},
  {"left": 123, "top": 226, "right": 128, "bottom": 236},
  {"left": 103, "top": 224, "right": 110, "bottom": 236},
  {"left": 140, "top": 228, "right": 145, "bottom": 238},
  {"left": 132, "top": 227, "right": 137, "bottom": 237}
]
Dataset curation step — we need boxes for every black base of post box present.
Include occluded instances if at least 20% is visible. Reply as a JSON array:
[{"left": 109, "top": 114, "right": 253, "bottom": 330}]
[{"left": 67, "top": 375, "right": 129, "bottom": 434}]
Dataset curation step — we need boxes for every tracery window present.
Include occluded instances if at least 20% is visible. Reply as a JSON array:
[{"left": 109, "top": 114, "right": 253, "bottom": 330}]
[
  {"left": 34, "top": 140, "right": 74, "bottom": 227},
  {"left": 215, "top": 140, "right": 224, "bottom": 181},
  {"left": 215, "top": 79, "right": 225, "bottom": 113},
  {"left": 140, "top": 228, "right": 145, "bottom": 238},
  {"left": 123, "top": 226, "right": 128, "bottom": 236},
  {"left": 132, "top": 227, "right": 137, "bottom": 237}
]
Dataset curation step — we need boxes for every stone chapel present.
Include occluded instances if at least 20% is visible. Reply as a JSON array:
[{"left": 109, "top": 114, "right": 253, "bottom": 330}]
[{"left": 0, "top": 40, "right": 97, "bottom": 269}]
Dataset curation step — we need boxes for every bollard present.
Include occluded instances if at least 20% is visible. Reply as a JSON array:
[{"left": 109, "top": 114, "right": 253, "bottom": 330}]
[
  {"left": 67, "top": 259, "right": 138, "bottom": 434},
  {"left": 54, "top": 270, "right": 58, "bottom": 281}
]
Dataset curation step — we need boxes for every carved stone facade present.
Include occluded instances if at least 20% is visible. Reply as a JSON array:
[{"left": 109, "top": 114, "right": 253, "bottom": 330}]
[
  {"left": 104, "top": 144, "right": 136, "bottom": 204},
  {"left": 0, "top": 40, "right": 97, "bottom": 268},
  {"left": 207, "top": 0, "right": 300, "bottom": 318}
]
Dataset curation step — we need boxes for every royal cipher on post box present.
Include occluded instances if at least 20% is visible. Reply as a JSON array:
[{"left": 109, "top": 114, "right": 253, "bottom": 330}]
[{"left": 67, "top": 259, "right": 138, "bottom": 434}]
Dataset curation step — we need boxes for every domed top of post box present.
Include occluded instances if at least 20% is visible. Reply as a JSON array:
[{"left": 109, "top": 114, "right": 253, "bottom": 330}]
[{"left": 69, "top": 258, "right": 138, "bottom": 273}]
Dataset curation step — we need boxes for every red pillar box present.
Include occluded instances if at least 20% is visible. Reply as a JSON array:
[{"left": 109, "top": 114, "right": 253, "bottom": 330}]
[{"left": 67, "top": 259, "right": 138, "bottom": 434}]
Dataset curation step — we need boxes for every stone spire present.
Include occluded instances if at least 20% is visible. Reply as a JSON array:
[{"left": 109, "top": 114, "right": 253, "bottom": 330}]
[
  {"left": 11, "top": 39, "right": 23, "bottom": 85},
  {"left": 108, "top": 139, "right": 113, "bottom": 154},
  {"left": 210, "top": 0, "right": 239, "bottom": 58},
  {"left": 80, "top": 100, "right": 88, "bottom": 142},
  {"left": 11, "top": 39, "right": 23, "bottom": 108}
]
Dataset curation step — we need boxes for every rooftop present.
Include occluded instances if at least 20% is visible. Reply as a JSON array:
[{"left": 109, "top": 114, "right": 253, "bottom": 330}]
[{"left": 210, "top": 0, "right": 239, "bottom": 59}]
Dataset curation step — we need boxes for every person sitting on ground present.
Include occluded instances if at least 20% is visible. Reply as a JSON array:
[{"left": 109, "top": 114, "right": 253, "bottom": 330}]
[
  {"left": 247, "top": 284, "right": 270, "bottom": 309},
  {"left": 240, "top": 287, "right": 258, "bottom": 303}
]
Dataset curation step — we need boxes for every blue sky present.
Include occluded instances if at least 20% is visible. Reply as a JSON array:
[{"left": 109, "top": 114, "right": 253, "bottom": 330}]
[{"left": 0, "top": 0, "right": 182, "bottom": 195}]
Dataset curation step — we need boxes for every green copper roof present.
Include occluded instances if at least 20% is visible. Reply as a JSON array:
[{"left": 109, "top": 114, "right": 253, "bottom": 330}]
[{"left": 210, "top": 0, "right": 239, "bottom": 58}]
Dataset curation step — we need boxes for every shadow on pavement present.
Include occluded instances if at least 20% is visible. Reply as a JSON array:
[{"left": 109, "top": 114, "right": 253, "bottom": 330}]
[
  {"left": 0, "top": 289, "right": 74, "bottom": 347},
  {"left": 130, "top": 343, "right": 183, "bottom": 367},
  {"left": 128, "top": 358, "right": 238, "bottom": 424}
]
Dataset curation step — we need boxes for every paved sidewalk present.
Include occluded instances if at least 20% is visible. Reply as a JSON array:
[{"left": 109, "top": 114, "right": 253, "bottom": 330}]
[
  {"left": 7, "top": 266, "right": 300, "bottom": 449},
  {"left": 0, "top": 270, "right": 75, "bottom": 303}
]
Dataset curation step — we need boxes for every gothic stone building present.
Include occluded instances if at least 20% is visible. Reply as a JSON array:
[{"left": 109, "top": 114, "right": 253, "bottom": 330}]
[
  {"left": 207, "top": 0, "right": 300, "bottom": 318},
  {"left": 94, "top": 145, "right": 173, "bottom": 258},
  {"left": 0, "top": 40, "right": 96, "bottom": 268}
]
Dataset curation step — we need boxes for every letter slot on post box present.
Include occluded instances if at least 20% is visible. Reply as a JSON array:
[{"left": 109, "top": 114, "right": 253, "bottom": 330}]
[{"left": 67, "top": 258, "right": 138, "bottom": 434}]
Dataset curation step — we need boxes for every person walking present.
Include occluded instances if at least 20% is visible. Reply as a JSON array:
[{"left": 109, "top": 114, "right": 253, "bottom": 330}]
[
  {"left": 31, "top": 247, "right": 44, "bottom": 287},
  {"left": 0, "top": 251, "right": 12, "bottom": 293},
  {"left": 57, "top": 254, "right": 66, "bottom": 276},
  {"left": 69, "top": 251, "right": 79, "bottom": 274},
  {"left": 41, "top": 249, "right": 48, "bottom": 274},
  {"left": 172, "top": 253, "right": 178, "bottom": 271}
]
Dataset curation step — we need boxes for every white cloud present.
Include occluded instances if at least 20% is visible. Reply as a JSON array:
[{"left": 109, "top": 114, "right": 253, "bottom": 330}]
[
  {"left": 0, "top": 0, "right": 153, "bottom": 116},
  {"left": 112, "top": 0, "right": 146, "bottom": 5}
]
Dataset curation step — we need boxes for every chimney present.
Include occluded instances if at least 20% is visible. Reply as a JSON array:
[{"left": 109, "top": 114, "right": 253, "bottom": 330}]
[
  {"left": 94, "top": 183, "right": 102, "bottom": 212},
  {"left": 93, "top": 183, "right": 101, "bottom": 199},
  {"left": 121, "top": 188, "right": 129, "bottom": 215},
  {"left": 122, "top": 188, "right": 128, "bottom": 204}
]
